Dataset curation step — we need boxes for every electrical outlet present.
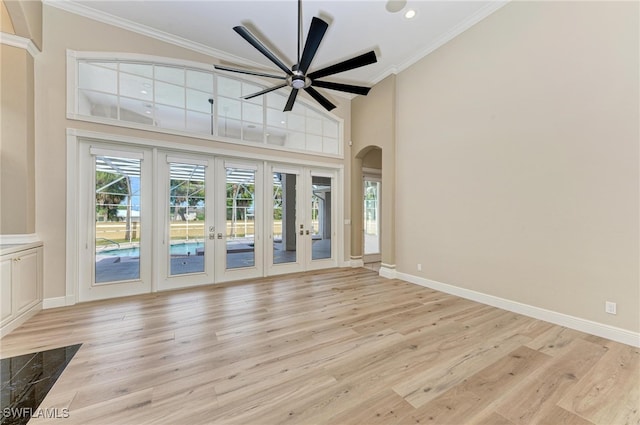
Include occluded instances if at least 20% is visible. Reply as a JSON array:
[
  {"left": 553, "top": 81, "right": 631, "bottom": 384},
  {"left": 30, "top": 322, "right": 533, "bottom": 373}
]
[
  {"left": 417, "top": 263, "right": 422, "bottom": 271},
  {"left": 605, "top": 301, "right": 617, "bottom": 315}
]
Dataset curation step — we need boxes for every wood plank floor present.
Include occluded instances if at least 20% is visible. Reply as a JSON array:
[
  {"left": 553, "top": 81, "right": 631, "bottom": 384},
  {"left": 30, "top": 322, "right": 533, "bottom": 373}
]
[{"left": 1, "top": 268, "right": 638, "bottom": 425}]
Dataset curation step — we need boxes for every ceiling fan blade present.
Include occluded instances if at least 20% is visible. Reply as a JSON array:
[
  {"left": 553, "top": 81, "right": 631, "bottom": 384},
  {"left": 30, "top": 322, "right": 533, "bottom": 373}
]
[
  {"left": 307, "top": 50, "right": 377, "bottom": 80},
  {"left": 304, "top": 86, "right": 336, "bottom": 111},
  {"left": 298, "top": 17, "right": 329, "bottom": 74},
  {"left": 244, "top": 83, "right": 288, "bottom": 100},
  {"left": 312, "top": 80, "right": 371, "bottom": 96},
  {"left": 233, "top": 26, "right": 293, "bottom": 76},
  {"left": 214, "top": 65, "right": 286, "bottom": 80},
  {"left": 284, "top": 89, "right": 299, "bottom": 112}
]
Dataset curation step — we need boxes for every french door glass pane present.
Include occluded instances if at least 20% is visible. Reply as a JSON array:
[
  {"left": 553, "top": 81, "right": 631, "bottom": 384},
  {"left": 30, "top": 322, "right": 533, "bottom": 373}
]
[
  {"left": 273, "top": 172, "right": 297, "bottom": 264},
  {"left": 364, "top": 180, "right": 380, "bottom": 255},
  {"left": 311, "top": 176, "right": 332, "bottom": 260},
  {"left": 94, "top": 156, "right": 141, "bottom": 283},
  {"left": 169, "top": 163, "right": 206, "bottom": 276},
  {"left": 226, "top": 167, "right": 255, "bottom": 269}
]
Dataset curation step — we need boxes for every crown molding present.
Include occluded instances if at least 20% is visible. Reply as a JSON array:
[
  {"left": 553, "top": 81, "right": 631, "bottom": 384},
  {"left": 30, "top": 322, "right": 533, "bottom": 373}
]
[
  {"left": 44, "top": 0, "right": 508, "bottom": 91},
  {"left": 0, "top": 32, "right": 40, "bottom": 57},
  {"left": 391, "top": 0, "right": 510, "bottom": 78},
  {"left": 43, "top": 0, "right": 262, "bottom": 68}
]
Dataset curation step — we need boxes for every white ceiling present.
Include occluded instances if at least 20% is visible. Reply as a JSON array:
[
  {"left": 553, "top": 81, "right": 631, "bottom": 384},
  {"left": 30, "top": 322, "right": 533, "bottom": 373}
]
[{"left": 50, "top": 0, "right": 507, "bottom": 86}]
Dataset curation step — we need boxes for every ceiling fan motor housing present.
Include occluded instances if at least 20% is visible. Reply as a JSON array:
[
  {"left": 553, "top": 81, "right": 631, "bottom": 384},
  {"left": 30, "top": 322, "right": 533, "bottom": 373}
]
[{"left": 289, "top": 71, "right": 310, "bottom": 89}]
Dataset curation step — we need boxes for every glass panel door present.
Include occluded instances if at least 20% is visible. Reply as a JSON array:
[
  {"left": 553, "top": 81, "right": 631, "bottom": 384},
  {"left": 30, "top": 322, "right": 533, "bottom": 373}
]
[
  {"left": 310, "top": 175, "right": 333, "bottom": 261},
  {"left": 306, "top": 171, "right": 337, "bottom": 269},
  {"left": 363, "top": 178, "right": 381, "bottom": 263},
  {"left": 159, "top": 155, "right": 214, "bottom": 291},
  {"left": 273, "top": 171, "right": 298, "bottom": 265},
  {"left": 168, "top": 162, "right": 206, "bottom": 276},
  {"left": 226, "top": 167, "right": 255, "bottom": 269},
  {"left": 94, "top": 155, "right": 142, "bottom": 284},
  {"left": 216, "top": 160, "right": 263, "bottom": 281},
  {"left": 267, "top": 167, "right": 304, "bottom": 275},
  {"left": 79, "top": 144, "right": 152, "bottom": 302}
]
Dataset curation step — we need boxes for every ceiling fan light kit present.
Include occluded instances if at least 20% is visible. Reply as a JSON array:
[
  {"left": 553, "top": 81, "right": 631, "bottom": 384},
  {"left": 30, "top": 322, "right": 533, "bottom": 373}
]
[{"left": 214, "top": 0, "right": 377, "bottom": 112}]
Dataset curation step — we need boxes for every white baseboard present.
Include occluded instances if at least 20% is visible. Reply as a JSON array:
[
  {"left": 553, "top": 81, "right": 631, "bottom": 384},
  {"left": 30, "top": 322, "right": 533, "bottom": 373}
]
[
  {"left": 379, "top": 263, "right": 397, "bottom": 279},
  {"left": 350, "top": 257, "right": 364, "bottom": 268},
  {"left": 394, "top": 271, "right": 640, "bottom": 348},
  {"left": 42, "top": 296, "right": 68, "bottom": 309}
]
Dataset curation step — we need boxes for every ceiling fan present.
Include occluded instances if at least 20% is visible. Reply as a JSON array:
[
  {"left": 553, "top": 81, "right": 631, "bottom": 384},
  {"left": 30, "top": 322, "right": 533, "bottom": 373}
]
[{"left": 214, "top": 0, "right": 377, "bottom": 112}]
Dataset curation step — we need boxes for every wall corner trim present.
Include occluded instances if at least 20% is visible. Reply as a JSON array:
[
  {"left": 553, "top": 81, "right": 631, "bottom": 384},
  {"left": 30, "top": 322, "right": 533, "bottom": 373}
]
[
  {"left": 396, "top": 271, "right": 640, "bottom": 348},
  {"left": 0, "top": 32, "right": 40, "bottom": 57}
]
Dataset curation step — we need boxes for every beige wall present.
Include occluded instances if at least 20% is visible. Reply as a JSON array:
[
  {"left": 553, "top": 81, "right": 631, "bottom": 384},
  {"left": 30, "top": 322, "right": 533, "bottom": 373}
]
[
  {"left": 1, "top": 44, "right": 35, "bottom": 235},
  {"left": 1, "top": 1, "right": 15, "bottom": 33},
  {"left": 396, "top": 1, "right": 639, "bottom": 332},
  {"left": 35, "top": 5, "right": 350, "bottom": 299},
  {"left": 3, "top": 0, "right": 42, "bottom": 50},
  {"left": 362, "top": 148, "right": 381, "bottom": 170},
  {"left": 3, "top": 0, "right": 42, "bottom": 49},
  {"left": 351, "top": 74, "right": 395, "bottom": 265}
]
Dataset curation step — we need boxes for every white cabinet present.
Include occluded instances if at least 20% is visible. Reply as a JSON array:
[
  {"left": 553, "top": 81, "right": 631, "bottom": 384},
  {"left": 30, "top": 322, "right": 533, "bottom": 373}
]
[{"left": 0, "top": 243, "right": 43, "bottom": 336}]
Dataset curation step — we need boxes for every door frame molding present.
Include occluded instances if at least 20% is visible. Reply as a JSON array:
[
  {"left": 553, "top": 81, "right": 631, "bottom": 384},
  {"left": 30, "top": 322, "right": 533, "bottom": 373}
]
[{"left": 65, "top": 128, "right": 345, "bottom": 306}]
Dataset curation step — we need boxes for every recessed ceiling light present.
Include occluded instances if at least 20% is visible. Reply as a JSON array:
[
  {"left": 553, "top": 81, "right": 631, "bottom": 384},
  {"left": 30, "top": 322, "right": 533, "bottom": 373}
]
[
  {"left": 140, "top": 90, "right": 148, "bottom": 94},
  {"left": 280, "top": 120, "right": 286, "bottom": 124},
  {"left": 405, "top": 9, "right": 416, "bottom": 19},
  {"left": 145, "top": 110, "right": 152, "bottom": 114}
]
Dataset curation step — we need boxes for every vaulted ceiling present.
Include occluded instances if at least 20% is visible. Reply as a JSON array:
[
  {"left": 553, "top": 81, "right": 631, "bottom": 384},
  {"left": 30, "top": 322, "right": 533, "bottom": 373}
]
[{"left": 50, "top": 0, "right": 507, "bottom": 86}]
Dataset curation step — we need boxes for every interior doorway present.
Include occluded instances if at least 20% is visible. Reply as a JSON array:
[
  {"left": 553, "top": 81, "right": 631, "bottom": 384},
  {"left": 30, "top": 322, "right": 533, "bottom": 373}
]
[
  {"left": 363, "top": 176, "right": 381, "bottom": 263},
  {"left": 361, "top": 147, "right": 382, "bottom": 265}
]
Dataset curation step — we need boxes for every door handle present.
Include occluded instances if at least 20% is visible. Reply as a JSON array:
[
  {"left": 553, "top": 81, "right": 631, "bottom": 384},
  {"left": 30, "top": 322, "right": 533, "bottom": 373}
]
[
  {"left": 306, "top": 230, "right": 310, "bottom": 235},
  {"left": 217, "top": 233, "right": 223, "bottom": 239},
  {"left": 300, "top": 230, "right": 304, "bottom": 235}
]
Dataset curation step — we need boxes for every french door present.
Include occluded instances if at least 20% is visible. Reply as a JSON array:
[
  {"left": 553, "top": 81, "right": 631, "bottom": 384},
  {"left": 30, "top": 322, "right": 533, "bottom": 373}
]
[
  {"left": 78, "top": 144, "right": 152, "bottom": 302},
  {"left": 215, "top": 159, "right": 263, "bottom": 282},
  {"left": 157, "top": 154, "right": 215, "bottom": 291},
  {"left": 266, "top": 166, "right": 337, "bottom": 275},
  {"left": 78, "top": 141, "right": 339, "bottom": 301}
]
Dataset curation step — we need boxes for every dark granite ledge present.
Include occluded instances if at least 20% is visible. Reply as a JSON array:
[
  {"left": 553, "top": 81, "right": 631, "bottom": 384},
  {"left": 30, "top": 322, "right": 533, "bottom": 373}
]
[{"left": 1, "top": 344, "right": 81, "bottom": 425}]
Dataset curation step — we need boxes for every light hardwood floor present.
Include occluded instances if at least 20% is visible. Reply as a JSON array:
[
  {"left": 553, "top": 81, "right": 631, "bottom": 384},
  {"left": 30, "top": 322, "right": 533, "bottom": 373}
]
[{"left": 1, "top": 268, "right": 638, "bottom": 425}]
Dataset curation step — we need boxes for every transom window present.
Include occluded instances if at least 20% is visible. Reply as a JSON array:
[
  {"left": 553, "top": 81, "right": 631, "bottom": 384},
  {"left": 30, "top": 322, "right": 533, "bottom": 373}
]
[{"left": 70, "top": 53, "right": 343, "bottom": 156}]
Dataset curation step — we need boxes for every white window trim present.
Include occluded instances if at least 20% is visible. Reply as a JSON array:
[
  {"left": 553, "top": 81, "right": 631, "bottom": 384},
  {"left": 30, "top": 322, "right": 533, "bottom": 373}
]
[{"left": 66, "top": 50, "right": 345, "bottom": 159}]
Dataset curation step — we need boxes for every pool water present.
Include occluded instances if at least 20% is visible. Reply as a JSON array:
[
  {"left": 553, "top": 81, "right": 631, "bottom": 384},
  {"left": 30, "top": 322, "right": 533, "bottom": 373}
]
[{"left": 98, "top": 242, "right": 204, "bottom": 257}]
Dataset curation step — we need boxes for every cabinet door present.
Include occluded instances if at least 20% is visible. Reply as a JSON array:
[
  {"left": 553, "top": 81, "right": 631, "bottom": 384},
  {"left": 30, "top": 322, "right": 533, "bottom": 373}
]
[
  {"left": 0, "top": 257, "right": 12, "bottom": 323},
  {"left": 15, "top": 250, "right": 39, "bottom": 315}
]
